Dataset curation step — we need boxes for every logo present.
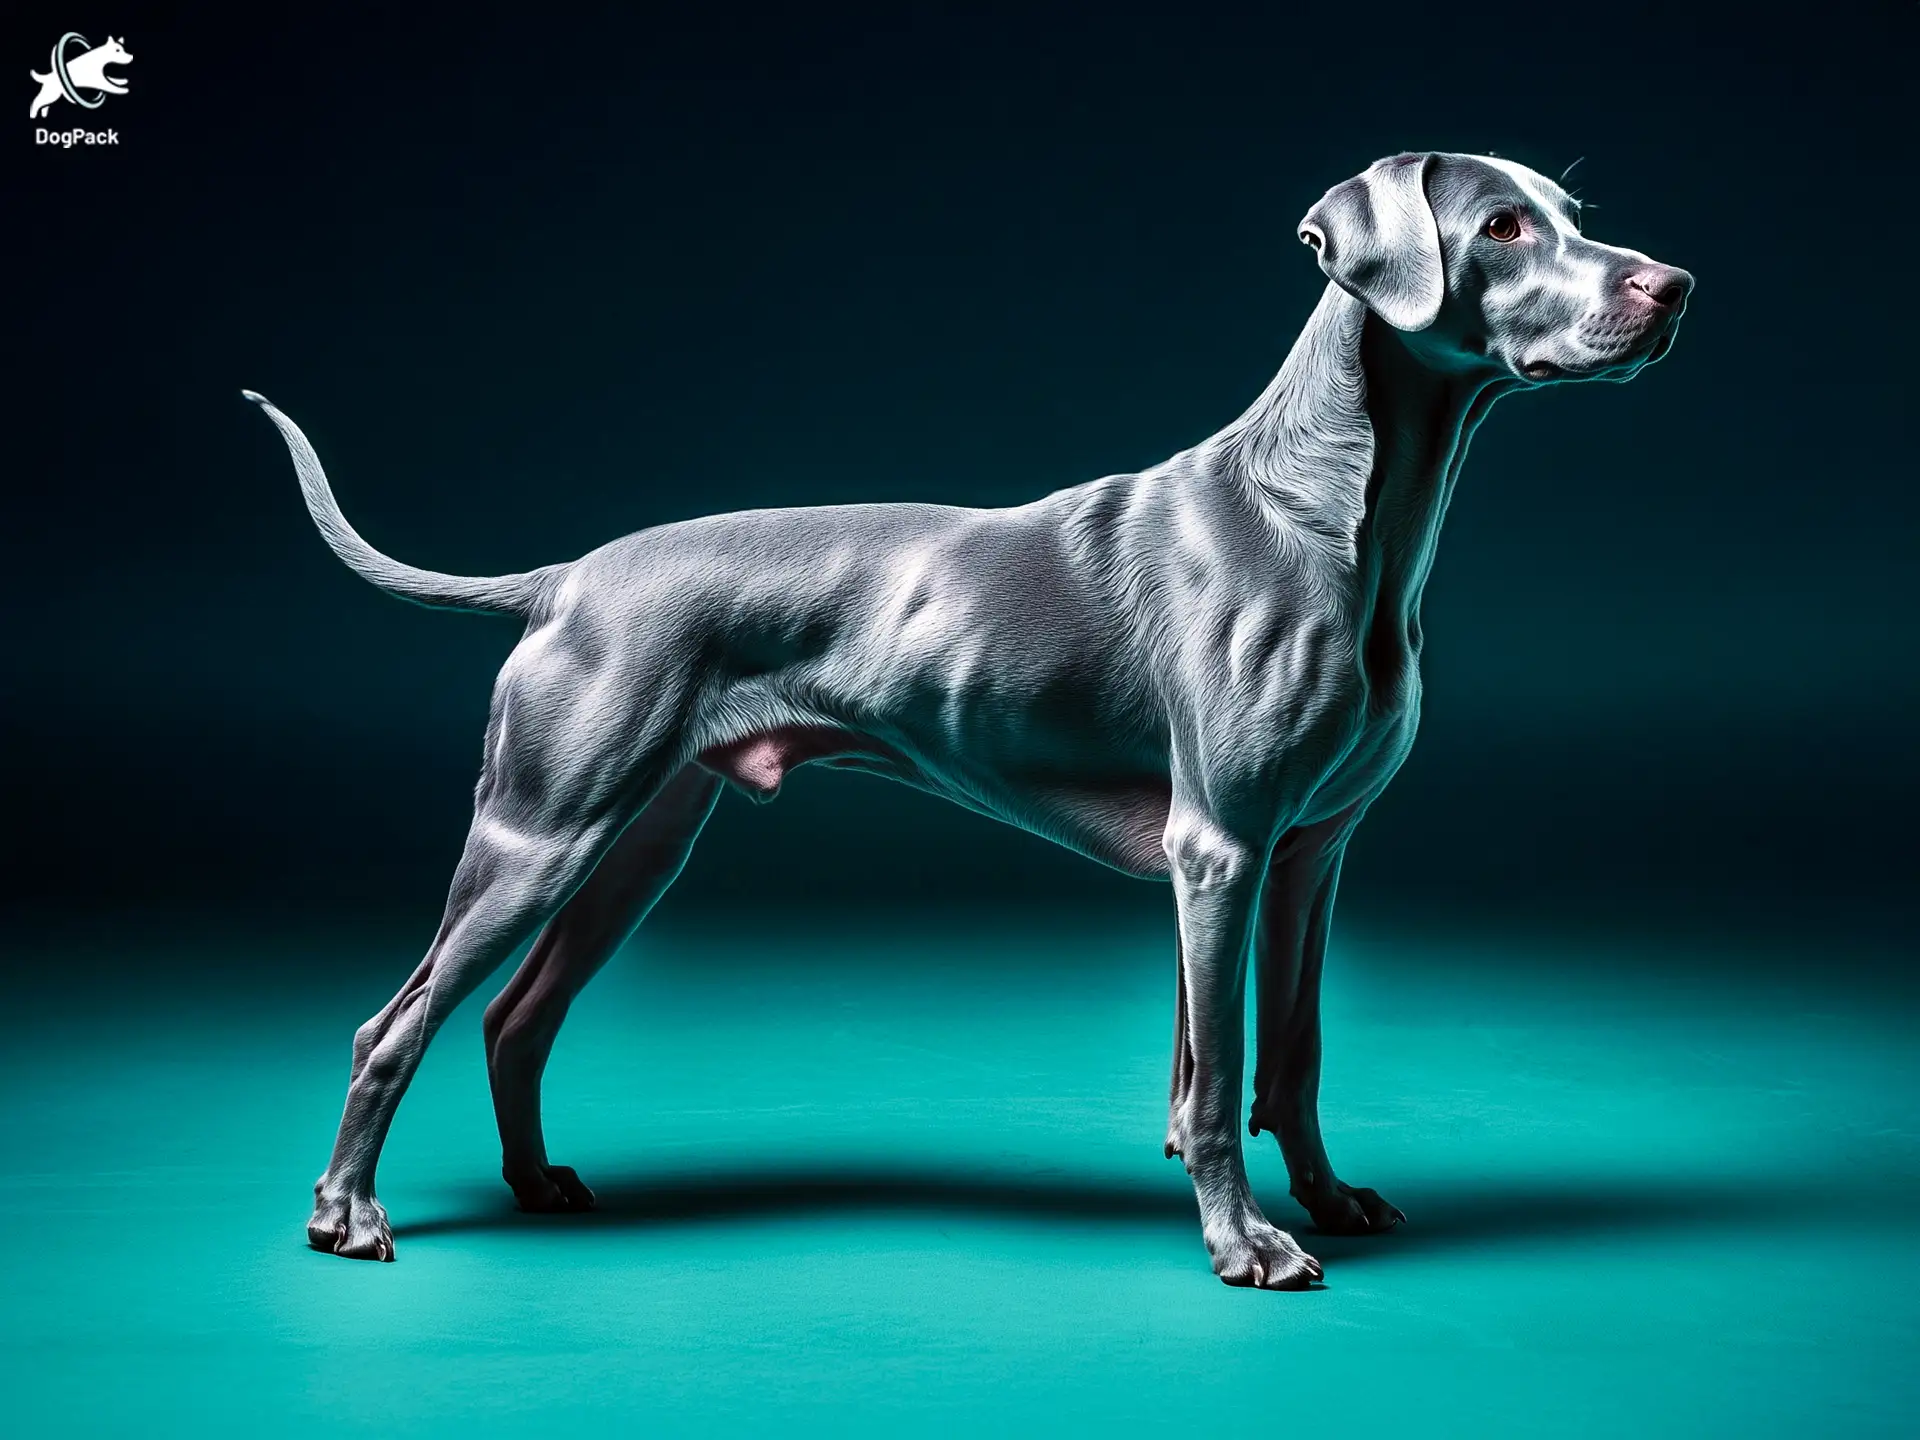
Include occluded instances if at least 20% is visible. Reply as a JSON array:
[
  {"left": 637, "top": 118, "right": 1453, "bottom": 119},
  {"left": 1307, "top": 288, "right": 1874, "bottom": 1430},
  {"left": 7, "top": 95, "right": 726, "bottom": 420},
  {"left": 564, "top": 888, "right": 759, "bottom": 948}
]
[{"left": 29, "top": 32, "right": 131, "bottom": 145}]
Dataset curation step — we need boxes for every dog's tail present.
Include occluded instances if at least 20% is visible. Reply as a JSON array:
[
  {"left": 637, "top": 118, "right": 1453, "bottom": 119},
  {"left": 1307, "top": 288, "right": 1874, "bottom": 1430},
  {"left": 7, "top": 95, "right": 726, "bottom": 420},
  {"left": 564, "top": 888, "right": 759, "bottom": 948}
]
[{"left": 243, "top": 390, "right": 559, "bottom": 616}]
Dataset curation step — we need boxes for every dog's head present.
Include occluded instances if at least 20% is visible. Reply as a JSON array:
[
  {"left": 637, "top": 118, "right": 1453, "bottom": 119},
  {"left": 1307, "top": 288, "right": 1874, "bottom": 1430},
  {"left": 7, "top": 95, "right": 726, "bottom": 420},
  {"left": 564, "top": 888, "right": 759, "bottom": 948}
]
[
  {"left": 1299, "top": 152, "right": 1691, "bottom": 385},
  {"left": 95, "top": 36, "right": 133, "bottom": 67}
]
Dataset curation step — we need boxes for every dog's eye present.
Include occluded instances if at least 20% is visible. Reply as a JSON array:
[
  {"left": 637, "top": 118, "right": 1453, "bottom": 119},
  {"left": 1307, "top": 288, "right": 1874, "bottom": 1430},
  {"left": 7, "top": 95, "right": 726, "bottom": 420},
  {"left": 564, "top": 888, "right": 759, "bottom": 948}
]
[{"left": 1485, "top": 212, "right": 1521, "bottom": 242}]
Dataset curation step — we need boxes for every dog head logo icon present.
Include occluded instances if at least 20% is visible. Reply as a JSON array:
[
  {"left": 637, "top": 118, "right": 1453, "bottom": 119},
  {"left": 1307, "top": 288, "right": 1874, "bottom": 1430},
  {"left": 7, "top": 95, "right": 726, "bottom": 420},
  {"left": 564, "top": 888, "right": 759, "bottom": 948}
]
[{"left": 29, "top": 33, "right": 132, "bottom": 119}]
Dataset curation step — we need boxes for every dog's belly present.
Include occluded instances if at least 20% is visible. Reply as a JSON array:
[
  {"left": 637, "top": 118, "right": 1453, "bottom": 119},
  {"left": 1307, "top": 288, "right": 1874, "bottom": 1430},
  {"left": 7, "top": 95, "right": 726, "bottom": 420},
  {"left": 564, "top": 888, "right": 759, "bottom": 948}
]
[
  {"left": 696, "top": 724, "right": 1174, "bottom": 879},
  {"left": 990, "top": 777, "right": 1174, "bottom": 878}
]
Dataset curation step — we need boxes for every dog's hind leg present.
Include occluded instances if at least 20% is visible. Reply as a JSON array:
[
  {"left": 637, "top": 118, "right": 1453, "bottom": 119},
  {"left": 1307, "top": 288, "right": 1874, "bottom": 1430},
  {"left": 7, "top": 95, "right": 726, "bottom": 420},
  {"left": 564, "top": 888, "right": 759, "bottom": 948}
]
[
  {"left": 308, "top": 634, "right": 695, "bottom": 1261},
  {"left": 310, "top": 813, "right": 633, "bottom": 1260},
  {"left": 482, "top": 764, "right": 722, "bottom": 1213},
  {"left": 1249, "top": 816, "right": 1404, "bottom": 1237}
]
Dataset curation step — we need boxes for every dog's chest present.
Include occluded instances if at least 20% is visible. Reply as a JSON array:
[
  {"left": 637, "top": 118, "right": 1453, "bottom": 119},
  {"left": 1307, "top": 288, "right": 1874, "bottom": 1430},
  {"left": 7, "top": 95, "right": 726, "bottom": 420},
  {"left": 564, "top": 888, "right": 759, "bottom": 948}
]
[{"left": 1297, "top": 677, "right": 1423, "bottom": 824}]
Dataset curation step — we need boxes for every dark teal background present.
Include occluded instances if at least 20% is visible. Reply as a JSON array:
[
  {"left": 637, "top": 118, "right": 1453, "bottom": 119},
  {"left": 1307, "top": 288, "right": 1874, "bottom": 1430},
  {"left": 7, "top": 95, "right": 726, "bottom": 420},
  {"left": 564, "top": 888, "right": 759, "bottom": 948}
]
[{"left": 3, "top": 2, "right": 1916, "bottom": 1435}]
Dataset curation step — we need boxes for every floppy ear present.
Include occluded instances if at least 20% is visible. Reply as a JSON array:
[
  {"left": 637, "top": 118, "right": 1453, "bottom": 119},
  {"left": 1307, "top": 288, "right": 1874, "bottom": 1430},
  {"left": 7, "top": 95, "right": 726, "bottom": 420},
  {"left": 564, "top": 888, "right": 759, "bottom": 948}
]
[{"left": 1298, "top": 153, "right": 1444, "bottom": 332}]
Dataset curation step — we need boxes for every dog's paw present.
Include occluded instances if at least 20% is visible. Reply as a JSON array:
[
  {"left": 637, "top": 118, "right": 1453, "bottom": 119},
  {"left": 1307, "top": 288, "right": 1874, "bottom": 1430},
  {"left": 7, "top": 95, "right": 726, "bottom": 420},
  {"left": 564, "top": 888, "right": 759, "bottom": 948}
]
[
  {"left": 507, "top": 1163, "right": 597, "bottom": 1214},
  {"left": 1205, "top": 1217, "right": 1323, "bottom": 1290},
  {"left": 1297, "top": 1180, "right": 1405, "bottom": 1236},
  {"left": 308, "top": 1189, "right": 394, "bottom": 1262}
]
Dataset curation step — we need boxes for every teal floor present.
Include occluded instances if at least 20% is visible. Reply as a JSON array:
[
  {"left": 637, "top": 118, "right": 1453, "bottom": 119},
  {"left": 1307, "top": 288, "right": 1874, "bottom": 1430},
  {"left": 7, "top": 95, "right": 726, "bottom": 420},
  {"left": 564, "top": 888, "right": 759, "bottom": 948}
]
[{"left": 3, "top": 914, "right": 1916, "bottom": 1436}]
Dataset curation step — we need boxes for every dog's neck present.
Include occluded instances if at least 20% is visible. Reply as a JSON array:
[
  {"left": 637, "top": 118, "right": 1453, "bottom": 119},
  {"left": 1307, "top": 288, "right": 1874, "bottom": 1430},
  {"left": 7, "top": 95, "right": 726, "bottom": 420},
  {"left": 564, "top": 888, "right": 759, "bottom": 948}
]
[{"left": 1217, "top": 284, "right": 1509, "bottom": 646}]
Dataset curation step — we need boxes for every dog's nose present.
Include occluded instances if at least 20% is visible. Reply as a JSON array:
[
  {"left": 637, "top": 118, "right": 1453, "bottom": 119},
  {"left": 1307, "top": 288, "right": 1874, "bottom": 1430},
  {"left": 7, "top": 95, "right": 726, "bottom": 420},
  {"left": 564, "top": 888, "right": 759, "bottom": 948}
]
[{"left": 1625, "top": 264, "right": 1693, "bottom": 310}]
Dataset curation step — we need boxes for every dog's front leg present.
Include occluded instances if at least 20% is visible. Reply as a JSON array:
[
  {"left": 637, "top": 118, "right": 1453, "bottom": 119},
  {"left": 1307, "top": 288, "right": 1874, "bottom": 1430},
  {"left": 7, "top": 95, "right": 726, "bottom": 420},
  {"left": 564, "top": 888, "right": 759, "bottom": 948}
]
[
  {"left": 1249, "top": 815, "right": 1405, "bottom": 1236},
  {"left": 1165, "top": 811, "right": 1323, "bottom": 1290}
]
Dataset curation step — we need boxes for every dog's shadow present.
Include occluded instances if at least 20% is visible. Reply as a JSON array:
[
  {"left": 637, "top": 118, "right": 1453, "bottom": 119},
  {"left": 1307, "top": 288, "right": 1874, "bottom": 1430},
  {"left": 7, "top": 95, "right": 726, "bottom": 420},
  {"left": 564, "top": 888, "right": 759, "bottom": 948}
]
[{"left": 392, "top": 1161, "right": 1858, "bottom": 1262}]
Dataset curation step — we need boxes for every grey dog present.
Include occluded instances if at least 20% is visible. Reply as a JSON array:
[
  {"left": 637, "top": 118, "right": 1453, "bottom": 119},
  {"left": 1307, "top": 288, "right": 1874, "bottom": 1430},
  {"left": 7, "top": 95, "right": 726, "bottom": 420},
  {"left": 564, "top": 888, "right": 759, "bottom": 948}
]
[{"left": 248, "top": 150, "right": 1691, "bottom": 1288}]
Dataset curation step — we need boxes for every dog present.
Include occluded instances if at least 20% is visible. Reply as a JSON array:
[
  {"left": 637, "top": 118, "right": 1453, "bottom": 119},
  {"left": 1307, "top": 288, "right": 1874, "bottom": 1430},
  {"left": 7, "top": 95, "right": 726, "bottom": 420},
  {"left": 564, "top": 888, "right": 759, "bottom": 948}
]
[
  {"left": 248, "top": 150, "right": 1691, "bottom": 1287},
  {"left": 28, "top": 35, "right": 131, "bottom": 119}
]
